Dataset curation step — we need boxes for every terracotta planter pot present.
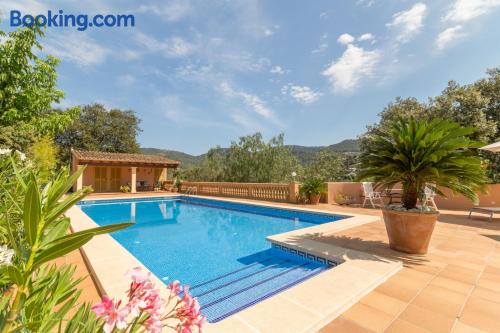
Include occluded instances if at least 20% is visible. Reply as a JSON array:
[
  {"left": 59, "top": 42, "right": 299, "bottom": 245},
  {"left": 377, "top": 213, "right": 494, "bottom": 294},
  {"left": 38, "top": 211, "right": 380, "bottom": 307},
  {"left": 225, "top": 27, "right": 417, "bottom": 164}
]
[
  {"left": 309, "top": 194, "right": 321, "bottom": 205},
  {"left": 382, "top": 208, "right": 439, "bottom": 254}
]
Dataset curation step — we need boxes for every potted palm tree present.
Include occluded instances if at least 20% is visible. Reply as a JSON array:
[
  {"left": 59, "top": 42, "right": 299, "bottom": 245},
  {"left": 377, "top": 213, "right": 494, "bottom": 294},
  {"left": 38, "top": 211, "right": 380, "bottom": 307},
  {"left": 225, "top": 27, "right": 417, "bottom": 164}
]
[
  {"left": 300, "top": 177, "right": 327, "bottom": 204},
  {"left": 357, "top": 117, "right": 487, "bottom": 254}
]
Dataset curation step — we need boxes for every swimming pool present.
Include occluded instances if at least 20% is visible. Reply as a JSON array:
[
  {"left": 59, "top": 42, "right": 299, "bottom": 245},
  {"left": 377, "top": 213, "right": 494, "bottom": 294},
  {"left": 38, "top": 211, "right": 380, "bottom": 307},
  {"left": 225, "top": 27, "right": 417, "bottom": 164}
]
[{"left": 79, "top": 196, "right": 349, "bottom": 322}]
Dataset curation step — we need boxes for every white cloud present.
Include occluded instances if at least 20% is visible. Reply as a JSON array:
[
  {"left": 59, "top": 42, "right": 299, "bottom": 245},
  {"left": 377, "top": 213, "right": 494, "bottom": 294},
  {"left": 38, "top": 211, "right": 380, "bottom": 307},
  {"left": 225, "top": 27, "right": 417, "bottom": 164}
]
[
  {"left": 0, "top": 0, "right": 46, "bottom": 18},
  {"left": 43, "top": 32, "right": 110, "bottom": 67},
  {"left": 153, "top": 94, "right": 227, "bottom": 128},
  {"left": 356, "top": 0, "right": 375, "bottom": 7},
  {"left": 138, "top": 1, "right": 192, "bottom": 22},
  {"left": 263, "top": 25, "right": 280, "bottom": 36},
  {"left": 435, "top": 25, "right": 466, "bottom": 50},
  {"left": 133, "top": 32, "right": 196, "bottom": 58},
  {"left": 175, "top": 64, "right": 216, "bottom": 82},
  {"left": 220, "top": 82, "right": 275, "bottom": 120},
  {"left": 337, "top": 33, "right": 355, "bottom": 45},
  {"left": 156, "top": 95, "right": 186, "bottom": 122},
  {"left": 358, "top": 33, "right": 375, "bottom": 41},
  {"left": 319, "top": 12, "right": 329, "bottom": 19},
  {"left": 122, "top": 49, "right": 142, "bottom": 61},
  {"left": 231, "top": 112, "right": 263, "bottom": 131},
  {"left": 165, "top": 37, "right": 196, "bottom": 57},
  {"left": 312, "top": 33, "right": 329, "bottom": 54},
  {"left": 386, "top": 3, "right": 427, "bottom": 43},
  {"left": 444, "top": 0, "right": 500, "bottom": 23},
  {"left": 270, "top": 66, "right": 285, "bottom": 75},
  {"left": 283, "top": 85, "right": 322, "bottom": 104},
  {"left": 322, "top": 44, "right": 381, "bottom": 92}
]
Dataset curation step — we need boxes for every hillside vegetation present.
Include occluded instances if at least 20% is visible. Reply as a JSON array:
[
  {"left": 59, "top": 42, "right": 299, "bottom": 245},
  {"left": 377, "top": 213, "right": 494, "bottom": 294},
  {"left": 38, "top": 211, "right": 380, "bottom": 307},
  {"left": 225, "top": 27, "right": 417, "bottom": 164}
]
[{"left": 141, "top": 139, "right": 360, "bottom": 167}]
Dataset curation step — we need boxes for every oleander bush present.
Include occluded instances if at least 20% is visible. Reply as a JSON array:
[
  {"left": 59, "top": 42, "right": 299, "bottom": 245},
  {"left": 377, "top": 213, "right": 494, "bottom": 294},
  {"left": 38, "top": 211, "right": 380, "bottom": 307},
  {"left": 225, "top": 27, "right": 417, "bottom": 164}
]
[{"left": 0, "top": 155, "right": 204, "bottom": 332}]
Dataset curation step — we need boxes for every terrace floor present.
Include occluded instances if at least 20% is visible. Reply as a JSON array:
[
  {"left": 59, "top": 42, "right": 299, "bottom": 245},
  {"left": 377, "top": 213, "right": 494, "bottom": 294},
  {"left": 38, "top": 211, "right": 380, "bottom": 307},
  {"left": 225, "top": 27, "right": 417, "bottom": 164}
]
[{"left": 67, "top": 194, "right": 500, "bottom": 333}]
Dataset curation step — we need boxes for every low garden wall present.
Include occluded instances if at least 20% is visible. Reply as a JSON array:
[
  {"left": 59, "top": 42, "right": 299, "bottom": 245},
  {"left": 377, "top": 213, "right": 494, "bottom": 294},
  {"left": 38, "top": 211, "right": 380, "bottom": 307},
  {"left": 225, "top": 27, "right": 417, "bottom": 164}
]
[
  {"left": 163, "top": 180, "right": 498, "bottom": 210},
  {"left": 327, "top": 182, "right": 500, "bottom": 210},
  {"left": 163, "top": 180, "right": 300, "bottom": 203}
]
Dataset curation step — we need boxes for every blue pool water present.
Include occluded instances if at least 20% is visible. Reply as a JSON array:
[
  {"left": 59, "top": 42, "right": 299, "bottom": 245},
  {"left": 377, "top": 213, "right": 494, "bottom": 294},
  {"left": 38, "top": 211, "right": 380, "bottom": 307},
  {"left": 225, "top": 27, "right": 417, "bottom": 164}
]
[{"left": 79, "top": 196, "right": 347, "bottom": 322}]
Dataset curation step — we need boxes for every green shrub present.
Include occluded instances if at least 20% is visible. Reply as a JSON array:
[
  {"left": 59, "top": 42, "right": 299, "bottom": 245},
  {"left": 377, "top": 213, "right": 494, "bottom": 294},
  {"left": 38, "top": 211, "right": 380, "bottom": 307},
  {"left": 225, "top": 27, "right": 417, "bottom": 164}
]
[
  {"left": 299, "top": 177, "right": 327, "bottom": 200},
  {"left": 0, "top": 160, "right": 131, "bottom": 332}
]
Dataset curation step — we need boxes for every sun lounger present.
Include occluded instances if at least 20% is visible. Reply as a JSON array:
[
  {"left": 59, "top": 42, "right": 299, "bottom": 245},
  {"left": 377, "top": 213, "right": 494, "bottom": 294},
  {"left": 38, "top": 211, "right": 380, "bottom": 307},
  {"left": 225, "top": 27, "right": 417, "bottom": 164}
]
[{"left": 469, "top": 207, "right": 499, "bottom": 222}]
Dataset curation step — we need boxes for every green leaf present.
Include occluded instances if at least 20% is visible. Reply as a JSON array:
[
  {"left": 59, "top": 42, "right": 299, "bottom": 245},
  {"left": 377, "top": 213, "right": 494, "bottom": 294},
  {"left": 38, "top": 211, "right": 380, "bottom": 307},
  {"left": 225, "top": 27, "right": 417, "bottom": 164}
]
[
  {"left": 33, "top": 234, "right": 93, "bottom": 268},
  {"left": 40, "top": 218, "right": 71, "bottom": 248},
  {"left": 23, "top": 175, "right": 42, "bottom": 246},
  {"left": 44, "top": 223, "right": 132, "bottom": 249},
  {"left": 0, "top": 266, "right": 24, "bottom": 285},
  {"left": 45, "top": 167, "right": 86, "bottom": 211},
  {"left": 44, "top": 190, "right": 88, "bottom": 226}
]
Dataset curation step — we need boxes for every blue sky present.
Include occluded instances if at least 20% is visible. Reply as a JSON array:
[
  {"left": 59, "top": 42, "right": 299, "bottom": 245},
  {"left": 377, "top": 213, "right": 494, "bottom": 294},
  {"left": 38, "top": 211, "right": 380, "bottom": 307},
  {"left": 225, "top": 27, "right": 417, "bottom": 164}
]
[{"left": 1, "top": 1, "right": 499, "bottom": 154}]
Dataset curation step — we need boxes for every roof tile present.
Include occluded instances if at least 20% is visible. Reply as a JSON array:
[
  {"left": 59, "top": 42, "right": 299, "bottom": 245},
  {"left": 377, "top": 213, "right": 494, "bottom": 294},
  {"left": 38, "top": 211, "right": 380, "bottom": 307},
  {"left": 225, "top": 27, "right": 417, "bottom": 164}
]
[{"left": 72, "top": 149, "right": 180, "bottom": 166}]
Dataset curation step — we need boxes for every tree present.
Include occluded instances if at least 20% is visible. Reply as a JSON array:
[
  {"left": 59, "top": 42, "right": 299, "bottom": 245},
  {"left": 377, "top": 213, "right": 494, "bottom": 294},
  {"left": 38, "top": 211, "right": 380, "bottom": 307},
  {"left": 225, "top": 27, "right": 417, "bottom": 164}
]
[
  {"left": 179, "top": 133, "right": 302, "bottom": 183},
  {"left": 305, "top": 150, "right": 345, "bottom": 182},
  {"left": 55, "top": 104, "right": 142, "bottom": 164},
  {"left": 357, "top": 118, "right": 488, "bottom": 209},
  {"left": 28, "top": 136, "right": 59, "bottom": 183},
  {"left": 0, "top": 26, "right": 79, "bottom": 151},
  {"left": 361, "top": 67, "right": 499, "bottom": 182},
  {"left": 221, "top": 133, "right": 302, "bottom": 183}
]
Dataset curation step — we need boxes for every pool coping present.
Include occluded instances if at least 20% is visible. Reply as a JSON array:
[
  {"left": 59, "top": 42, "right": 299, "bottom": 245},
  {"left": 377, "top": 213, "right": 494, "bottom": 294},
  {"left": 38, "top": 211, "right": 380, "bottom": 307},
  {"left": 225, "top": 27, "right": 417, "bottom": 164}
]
[{"left": 68, "top": 194, "right": 402, "bottom": 333}]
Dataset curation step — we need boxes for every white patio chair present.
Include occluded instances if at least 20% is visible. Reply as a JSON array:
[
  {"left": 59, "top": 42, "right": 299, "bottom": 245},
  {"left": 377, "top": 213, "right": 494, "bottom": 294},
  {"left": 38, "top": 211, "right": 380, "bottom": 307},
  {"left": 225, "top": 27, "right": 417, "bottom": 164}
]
[
  {"left": 423, "top": 184, "right": 437, "bottom": 209},
  {"left": 361, "top": 182, "right": 383, "bottom": 208}
]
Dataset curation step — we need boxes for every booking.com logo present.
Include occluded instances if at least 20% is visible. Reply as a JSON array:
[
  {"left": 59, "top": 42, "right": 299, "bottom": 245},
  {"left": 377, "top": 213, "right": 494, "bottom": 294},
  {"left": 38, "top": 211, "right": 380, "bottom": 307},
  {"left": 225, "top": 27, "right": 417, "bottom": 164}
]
[{"left": 10, "top": 10, "right": 135, "bottom": 31}]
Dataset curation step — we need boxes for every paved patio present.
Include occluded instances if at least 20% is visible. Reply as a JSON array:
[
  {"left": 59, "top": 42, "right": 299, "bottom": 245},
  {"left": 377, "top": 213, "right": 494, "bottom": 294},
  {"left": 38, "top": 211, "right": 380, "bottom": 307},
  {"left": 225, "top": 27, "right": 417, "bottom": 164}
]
[{"left": 65, "top": 196, "right": 500, "bottom": 332}]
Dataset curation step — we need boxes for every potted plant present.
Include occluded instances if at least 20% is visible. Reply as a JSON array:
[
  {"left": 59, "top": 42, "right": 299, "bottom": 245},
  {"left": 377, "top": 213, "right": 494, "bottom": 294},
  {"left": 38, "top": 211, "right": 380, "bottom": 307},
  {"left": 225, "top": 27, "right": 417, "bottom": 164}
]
[
  {"left": 335, "top": 193, "right": 354, "bottom": 205},
  {"left": 300, "top": 177, "right": 327, "bottom": 204},
  {"left": 357, "top": 117, "right": 487, "bottom": 254},
  {"left": 120, "top": 185, "right": 131, "bottom": 193}
]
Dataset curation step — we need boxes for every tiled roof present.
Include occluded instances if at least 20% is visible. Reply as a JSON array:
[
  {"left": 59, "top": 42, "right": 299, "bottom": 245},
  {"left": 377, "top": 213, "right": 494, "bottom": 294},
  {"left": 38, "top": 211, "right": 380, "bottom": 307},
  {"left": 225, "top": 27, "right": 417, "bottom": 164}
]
[{"left": 72, "top": 149, "right": 180, "bottom": 166}]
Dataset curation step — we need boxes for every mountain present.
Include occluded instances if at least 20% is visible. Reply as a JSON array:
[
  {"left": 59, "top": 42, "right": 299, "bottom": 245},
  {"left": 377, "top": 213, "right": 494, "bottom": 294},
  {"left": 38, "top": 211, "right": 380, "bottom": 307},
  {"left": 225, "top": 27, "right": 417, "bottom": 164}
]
[
  {"left": 140, "top": 148, "right": 204, "bottom": 168},
  {"left": 141, "top": 139, "right": 360, "bottom": 167},
  {"left": 287, "top": 139, "right": 360, "bottom": 164}
]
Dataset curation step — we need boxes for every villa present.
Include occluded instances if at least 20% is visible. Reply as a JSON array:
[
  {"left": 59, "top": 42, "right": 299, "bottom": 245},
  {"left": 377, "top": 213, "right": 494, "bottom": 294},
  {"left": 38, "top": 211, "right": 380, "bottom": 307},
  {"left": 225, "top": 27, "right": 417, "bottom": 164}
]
[{"left": 71, "top": 149, "right": 180, "bottom": 193}]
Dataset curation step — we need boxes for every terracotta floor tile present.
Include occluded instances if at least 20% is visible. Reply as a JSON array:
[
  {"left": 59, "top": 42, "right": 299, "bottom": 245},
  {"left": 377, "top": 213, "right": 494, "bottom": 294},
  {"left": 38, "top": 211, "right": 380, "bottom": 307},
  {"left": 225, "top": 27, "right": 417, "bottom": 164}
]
[
  {"left": 384, "top": 319, "right": 432, "bottom": 333},
  {"left": 460, "top": 296, "right": 500, "bottom": 332},
  {"left": 359, "top": 290, "right": 408, "bottom": 316},
  {"left": 411, "top": 284, "right": 468, "bottom": 318},
  {"left": 399, "top": 304, "right": 455, "bottom": 333},
  {"left": 438, "top": 265, "right": 481, "bottom": 284},
  {"left": 470, "top": 286, "right": 500, "bottom": 303},
  {"left": 397, "top": 267, "right": 436, "bottom": 283},
  {"left": 476, "top": 277, "right": 500, "bottom": 292},
  {"left": 375, "top": 275, "right": 428, "bottom": 302},
  {"left": 342, "top": 303, "right": 396, "bottom": 332},
  {"left": 482, "top": 265, "right": 500, "bottom": 276},
  {"left": 429, "top": 276, "right": 474, "bottom": 295},
  {"left": 445, "top": 259, "right": 484, "bottom": 272},
  {"left": 452, "top": 321, "right": 488, "bottom": 333},
  {"left": 319, "top": 316, "right": 376, "bottom": 333}
]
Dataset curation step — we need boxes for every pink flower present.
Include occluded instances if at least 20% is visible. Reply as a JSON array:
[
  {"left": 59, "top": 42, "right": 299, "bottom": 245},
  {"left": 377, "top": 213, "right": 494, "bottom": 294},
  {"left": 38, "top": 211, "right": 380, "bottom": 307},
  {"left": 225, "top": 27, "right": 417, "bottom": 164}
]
[
  {"left": 92, "top": 296, "right": 129, "bottom": 333},
  {"left": 126, "top": 266, "right": 150, "bottom": 284},
  {"left": 94, "top": 267, "right": 204, "bottom": 333},
  {"left": 144, "top": 314, "right": 163, "bottom": 333},
  {"left": 168, "top": 280, "right": 181, "bottom": 296},
  {"left": 91, "top": 295, "right": 113, "bottom": 317},
  {"left": 175, "top": 287, "right": 205, "bottom": 333},
  {"left": 103, "top": 305, "right": 129, "bottom": 333}
]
